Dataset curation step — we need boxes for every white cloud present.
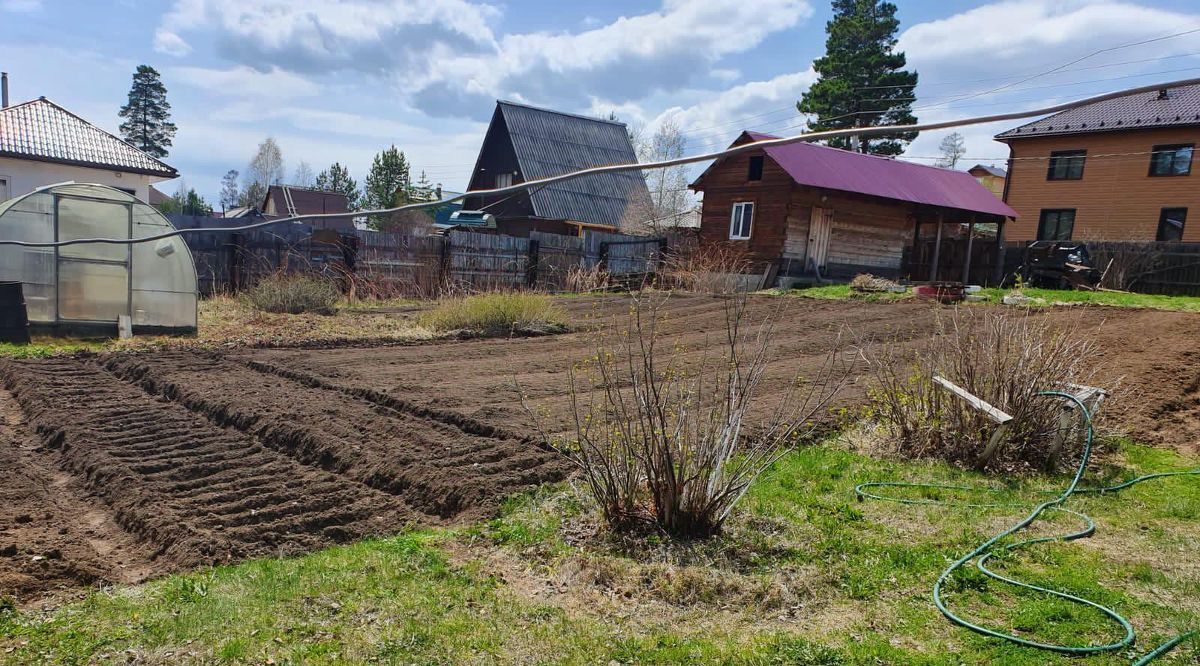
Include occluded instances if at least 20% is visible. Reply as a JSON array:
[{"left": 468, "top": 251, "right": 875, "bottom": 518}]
[
  {"left": 169, "top": 66, "right": 321, "bottom": 100},
  {"left": 153, "top": 30, "right": 192, "bottom": 57},
  {"left": 654, "top": 69, "right": 818, "bottom": 149},
  {"left": 897, "top": 0, "right": 1200, "bottom": 167},
  {"left": 155, "top": 0, "right": 814, "bottom": 119},
  {"left": 900, "top": 0, "right": 1198, "bottom": 64}
]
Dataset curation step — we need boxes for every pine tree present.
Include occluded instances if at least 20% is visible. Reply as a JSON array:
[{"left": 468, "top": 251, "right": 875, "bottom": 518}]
[
  {"left": 315, "top": 162, "right": 360, "bottom": 210},
  {"left": 363, "top": 145, "right": 411, "bottom": 228},
  {"left": 118, "top": 65, "right": 177, "bottom": 159},
  {"left": 219, "top": 170, "right": 240, "bottom": 211},
  {"left": 797, "top": 0, "right": 918, "bottom": 156}
]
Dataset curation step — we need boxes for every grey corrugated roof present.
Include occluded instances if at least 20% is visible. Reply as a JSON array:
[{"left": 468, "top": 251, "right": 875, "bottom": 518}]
[
  {"left": 497, "top": 101, "right": 650, "bottom": 227},
  {"left": 969, "top": 164, "right": 1007, "bottom": 178},
  {"left": 0, "top": 97, "right": 177, "bottom": 177},
  {"left": 996, "top": 83, "right": 1200, "bottom": 140}
]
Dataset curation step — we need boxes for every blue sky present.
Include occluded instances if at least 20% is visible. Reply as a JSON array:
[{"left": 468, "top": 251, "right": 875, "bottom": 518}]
[{"left": 2, "top": 0, "right": 1199, "bottom": 206}]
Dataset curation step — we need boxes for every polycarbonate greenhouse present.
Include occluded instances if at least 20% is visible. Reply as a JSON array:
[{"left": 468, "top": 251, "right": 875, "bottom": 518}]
[{"left": 0, "top": 183, "right": 197, "bottom": 333}]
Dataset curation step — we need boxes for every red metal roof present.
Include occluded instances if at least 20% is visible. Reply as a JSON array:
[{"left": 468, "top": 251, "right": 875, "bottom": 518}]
[{"left": 744, "top": 132, "right": 1016, "bottom": 218}]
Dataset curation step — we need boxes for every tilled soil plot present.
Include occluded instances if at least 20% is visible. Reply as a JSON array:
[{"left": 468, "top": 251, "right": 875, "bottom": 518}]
[
  {"left": 0, "top": 353, "right": 568, "bottom": 601},
  {"left": 247, "top": 295, "right": 1200, "bottom": 454},
  {"left": 2, "top": 295, "right": 1197, "bottom": 602}
]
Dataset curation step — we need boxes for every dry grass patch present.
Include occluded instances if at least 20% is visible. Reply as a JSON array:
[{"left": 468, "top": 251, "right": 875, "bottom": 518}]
[{"left": 419, "top": 292, "right": 567, "bottom": 336}]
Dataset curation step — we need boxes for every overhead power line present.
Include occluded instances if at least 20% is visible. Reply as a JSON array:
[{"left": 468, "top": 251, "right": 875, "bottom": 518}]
[{"left": 5, "top": 77, "right": 1198, "bottom": 249}]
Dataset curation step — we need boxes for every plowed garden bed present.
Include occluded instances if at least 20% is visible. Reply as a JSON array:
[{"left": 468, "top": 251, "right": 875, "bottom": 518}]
[{"left": 2, "top": 294, "right": 1197, "bottom": 603}]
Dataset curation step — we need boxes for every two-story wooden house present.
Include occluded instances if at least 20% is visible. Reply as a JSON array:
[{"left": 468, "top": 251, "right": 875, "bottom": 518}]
[{"left": 996, "top": 84, "right": 1199, "bottom": 242}]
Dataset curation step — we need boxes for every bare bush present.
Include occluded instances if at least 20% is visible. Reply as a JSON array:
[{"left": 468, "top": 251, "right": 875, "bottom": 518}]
[
  {"left": 659, "top": 242, "right": 755, "bottom": 294},
  {"left": 865, "top": 309, "right": 1104, "bottom": 471},
  {"left": 243, "top": 273, "right": 341, "bottom": 314},
  {"left": 530, "top": 293, "right": 851, "bottom": 538},
  {"left": 1091, "top": 241, "right": 1164, "bottom": 291}
]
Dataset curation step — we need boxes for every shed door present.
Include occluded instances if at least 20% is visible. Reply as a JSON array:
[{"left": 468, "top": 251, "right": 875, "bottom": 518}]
[
  {"left": 807, "top": 207, "right": 833, "bottom": 271},
  {"left": 55, "top": 196, "right": 131, "bottom": 322}
]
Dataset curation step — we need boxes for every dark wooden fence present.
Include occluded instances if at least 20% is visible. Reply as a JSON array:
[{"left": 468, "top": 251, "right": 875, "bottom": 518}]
[
  {"left": 1000, "top": 241, "right": 1200, "bottom": 295},
  {"left": 169, "top": 215, "right": 667, "bottom": 297},
  {"left": 903, "top": 237, "right": 1002, "bottom": 285}
]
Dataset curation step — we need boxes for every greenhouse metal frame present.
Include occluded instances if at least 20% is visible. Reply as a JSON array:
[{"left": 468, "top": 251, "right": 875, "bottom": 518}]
[{"left": 0, "top": 183, "right": 198, "bottom": 334}]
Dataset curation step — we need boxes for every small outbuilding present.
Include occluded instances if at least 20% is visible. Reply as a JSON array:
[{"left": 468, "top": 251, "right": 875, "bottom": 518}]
[
  {"left": 461, "top": 101, "right": 651, "bottom": 236},
  {"left": 0, "top": 183, "right": 197, "bottom": 334},
  {"left": 690, "top": 132, "right": 1018, "bottom": 283}
]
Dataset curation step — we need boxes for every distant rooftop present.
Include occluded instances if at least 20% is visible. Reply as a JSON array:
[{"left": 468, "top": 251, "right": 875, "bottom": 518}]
[
  {"left": 0, "top": 97, "right": 177, "bottom": 177},
  {"left": 996, "top": 83, "right": 1200, "bottom": 140},
  {"left": 969, "top": 164, "right": 1007, "bottom": 178}
]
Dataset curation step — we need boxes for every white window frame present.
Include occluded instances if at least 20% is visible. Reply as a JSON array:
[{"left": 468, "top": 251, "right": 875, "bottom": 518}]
[
  {"left": 729, "top": 201, "right": 754, "bottom": 240},
  {"left": 495, "top": 172, "right": 514, "bottom": 188}
]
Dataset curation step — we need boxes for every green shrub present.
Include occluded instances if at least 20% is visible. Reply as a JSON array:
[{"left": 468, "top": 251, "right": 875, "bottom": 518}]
[
  {"left": 418, "top": 292, "right": 566, "bottom": 336},
  {"left": 244, "top": 274, "right": 341, "bottom": 315}
]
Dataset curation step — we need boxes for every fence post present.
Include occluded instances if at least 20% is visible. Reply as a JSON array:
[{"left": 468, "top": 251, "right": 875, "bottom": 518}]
[
  {"left": 527, "top": 238, "right": 540, "bottom": 287},
  {"left": 439, "top": 233, "right": 451, "bottom": 294}
]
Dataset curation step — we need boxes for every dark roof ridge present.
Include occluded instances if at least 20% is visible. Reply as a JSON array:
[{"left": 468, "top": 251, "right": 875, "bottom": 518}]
[{"left": 497, "top": 99, "right": 628, "bottom": 127}]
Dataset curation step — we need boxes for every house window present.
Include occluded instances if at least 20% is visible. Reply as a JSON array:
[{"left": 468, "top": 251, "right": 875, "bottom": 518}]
[
  {"left": 1037, "top": 209, "right": 1075, "bottom": 240},
  {"left": 0, "top": 176, "right": 8, "bottom": 202},
  {"left": 729, "top": 202, "right": 754, "bottom": 240},
  {"left": 1046, "top": 150, "right": 1086, "bottom": 180},
  {"left": 1148, "top": 144, "right": 1193, "bottom": 177},
  {"left": 747, "top": 156, "right": 764, "bottom": 181},
  {"left": 1157, "top": 208, "right": 1187, "bottom": 242},
  {"left": 495, "top": 172, "right": 513, "bottom": 188}
]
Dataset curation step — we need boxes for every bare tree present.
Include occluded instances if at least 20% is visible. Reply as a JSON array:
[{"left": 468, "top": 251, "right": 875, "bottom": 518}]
[
  {"left": 241, "top": 137, "right": 284, "bottom": 207},
  {"left": 624, "top": 118, "right": 694, "bottom": 233},
  {"left": 935, "top": 131, "right": 966, "bottom": 169},
  {"left": 292, "top": 160, "right": 315, "bottom": 188}
]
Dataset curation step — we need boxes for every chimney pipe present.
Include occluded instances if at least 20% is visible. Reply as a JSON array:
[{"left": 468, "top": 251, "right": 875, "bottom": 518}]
[{"left": 1, "top": 73, "right": 8, "bottom": 109}]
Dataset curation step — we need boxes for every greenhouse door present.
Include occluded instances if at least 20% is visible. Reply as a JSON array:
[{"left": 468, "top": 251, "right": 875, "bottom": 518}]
[{"left": 54, "top": 196, "right": 132, "bottom": 323}]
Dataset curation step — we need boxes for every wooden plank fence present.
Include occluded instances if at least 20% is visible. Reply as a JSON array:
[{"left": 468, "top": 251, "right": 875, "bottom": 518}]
[
  {"left": 1003, "top": 241, "right": 1200, "bottom": 295},
  {"left": 170, "top": 214, "right": 668, "bottom": 297}
]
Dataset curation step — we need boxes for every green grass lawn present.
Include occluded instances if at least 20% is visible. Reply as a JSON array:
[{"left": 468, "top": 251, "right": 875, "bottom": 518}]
[
  {"left": 3, "top": 441, "right": 1196, "bottom": 665},
  {"left": 784, "top": 283, "right": 1200, "bottom": 312}
]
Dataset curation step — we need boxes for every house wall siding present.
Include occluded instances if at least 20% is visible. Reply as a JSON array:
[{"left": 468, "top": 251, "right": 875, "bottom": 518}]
[
  {"left": 1002, "top": 127, "right": 1200, "bottom": 241},
  {"left": 0, "top": 156, "right": 161, "bottom": 202}
]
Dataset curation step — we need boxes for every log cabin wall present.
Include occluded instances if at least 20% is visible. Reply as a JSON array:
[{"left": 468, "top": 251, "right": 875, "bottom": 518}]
[
  {"left": 783, "top": 185, "right": 915, "bottom": 278},
  {"left": 695, "top": 147, "right": 795, "bottom": 268}
]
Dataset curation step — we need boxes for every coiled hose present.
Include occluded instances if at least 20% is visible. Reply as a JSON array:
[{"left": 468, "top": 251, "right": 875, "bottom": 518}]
[{"left": 856, "top": 390, "right": 1200, "bottom": 664}]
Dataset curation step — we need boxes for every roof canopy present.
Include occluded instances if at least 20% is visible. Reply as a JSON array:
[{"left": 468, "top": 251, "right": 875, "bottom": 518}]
[
  {"left": 476, "top": 101, "right": 651, "bottom": 227},
  {"left": 996, "top": 83, "right": 1200, "bottom": 140},
  {"left": 705, "top": 132, "right": 1016, "bottom": 218},
  {"left": 0, "top": 98, "right": 177, "bottom": 177}
]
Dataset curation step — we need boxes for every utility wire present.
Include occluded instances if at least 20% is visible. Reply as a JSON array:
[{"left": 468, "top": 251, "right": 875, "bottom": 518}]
[{"left": 4, "top": 76, "right": 1200, "bottom": 249}]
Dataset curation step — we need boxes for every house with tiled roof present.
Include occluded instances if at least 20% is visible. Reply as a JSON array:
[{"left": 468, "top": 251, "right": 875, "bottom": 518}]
[
  {"left": 967, "top": 164, "right": 1007, "bottom": 198},
  {"left": 996, "top": 83, "right": 1200, "bottom": 242},
  {"left": 0, "top": 96, "right": 177, "bottom": 203}
]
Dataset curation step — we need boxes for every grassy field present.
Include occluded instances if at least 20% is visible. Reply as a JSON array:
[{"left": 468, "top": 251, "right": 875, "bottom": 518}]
[
  {"left": 3, "top": 440, "right": 1196, "bottom": 665},
  {"left": 787, "top": 284, "right": 1200, "bottom": 312}
]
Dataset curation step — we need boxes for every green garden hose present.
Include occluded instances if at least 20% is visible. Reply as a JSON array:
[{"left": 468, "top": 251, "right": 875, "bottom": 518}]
[{"left": 856, "top": 390, "right": 1200, "bottom": 664}]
